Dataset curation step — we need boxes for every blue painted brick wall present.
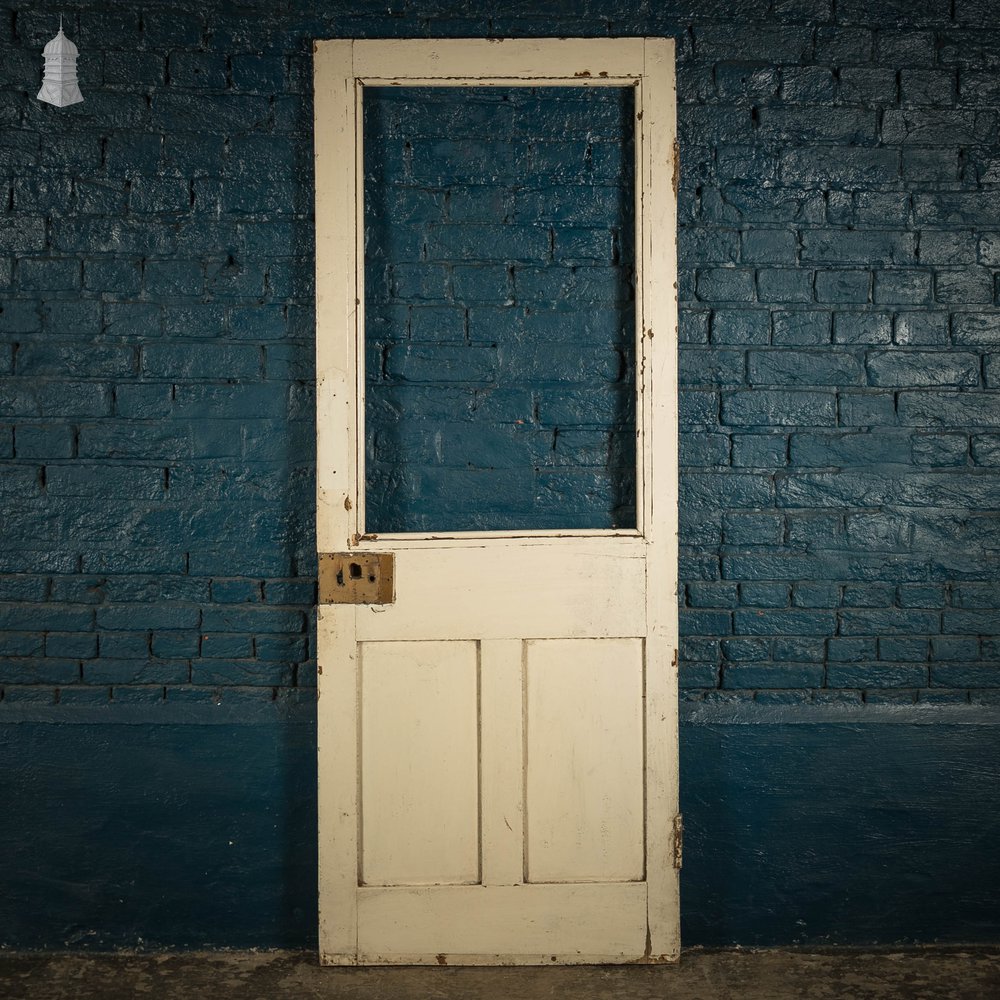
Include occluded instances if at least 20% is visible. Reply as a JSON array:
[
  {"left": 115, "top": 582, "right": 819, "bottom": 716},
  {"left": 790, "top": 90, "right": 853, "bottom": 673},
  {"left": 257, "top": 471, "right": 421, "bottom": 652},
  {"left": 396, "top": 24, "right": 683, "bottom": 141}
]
[
  {"left": 1, "top": 1, "right": 318, "bottom": 701},
  {"left": 1, "top": 0, "right": 1000, "bottom": 950}
]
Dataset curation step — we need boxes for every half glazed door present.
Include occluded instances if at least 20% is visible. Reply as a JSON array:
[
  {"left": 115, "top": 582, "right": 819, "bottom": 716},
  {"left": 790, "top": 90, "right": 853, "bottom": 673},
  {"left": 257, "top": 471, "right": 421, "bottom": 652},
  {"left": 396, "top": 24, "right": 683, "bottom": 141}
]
[{"left": 314, "top": 37, "right": 679, "bottom": 965}]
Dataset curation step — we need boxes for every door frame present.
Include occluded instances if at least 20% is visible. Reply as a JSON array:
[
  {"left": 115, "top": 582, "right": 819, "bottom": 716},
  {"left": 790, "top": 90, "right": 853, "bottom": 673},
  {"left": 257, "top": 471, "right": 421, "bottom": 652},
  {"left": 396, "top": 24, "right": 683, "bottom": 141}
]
[{"left": 313, "top": 37, "right": 680, "bottom": 964}]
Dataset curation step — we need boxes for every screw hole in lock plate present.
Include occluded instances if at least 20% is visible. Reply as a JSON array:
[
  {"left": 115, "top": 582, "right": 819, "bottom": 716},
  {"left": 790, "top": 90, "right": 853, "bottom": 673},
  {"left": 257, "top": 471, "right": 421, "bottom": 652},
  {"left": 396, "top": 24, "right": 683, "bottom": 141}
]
[{"left": 319, "top": 552, "right": 394, "bottom": 605}]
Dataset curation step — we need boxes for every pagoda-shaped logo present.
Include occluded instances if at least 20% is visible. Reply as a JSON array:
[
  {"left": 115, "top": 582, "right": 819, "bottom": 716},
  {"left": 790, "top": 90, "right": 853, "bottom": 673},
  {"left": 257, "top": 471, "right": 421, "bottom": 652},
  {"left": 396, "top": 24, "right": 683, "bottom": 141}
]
[{"left": 37, "top": 18, "right": 83, "bottom": 107}]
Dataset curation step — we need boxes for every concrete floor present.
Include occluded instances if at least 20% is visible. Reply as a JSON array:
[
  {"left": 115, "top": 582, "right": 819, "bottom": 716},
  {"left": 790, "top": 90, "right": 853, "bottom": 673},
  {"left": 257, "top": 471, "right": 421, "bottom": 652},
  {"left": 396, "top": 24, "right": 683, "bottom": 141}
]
[{"left": 1, "top": 948, "right": 998, "bottom": 1000}]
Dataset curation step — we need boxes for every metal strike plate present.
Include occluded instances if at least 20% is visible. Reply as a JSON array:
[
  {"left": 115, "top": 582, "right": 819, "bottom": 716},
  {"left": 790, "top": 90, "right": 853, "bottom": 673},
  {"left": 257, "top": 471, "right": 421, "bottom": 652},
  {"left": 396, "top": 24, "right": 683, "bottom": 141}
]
[{"left": 319, "top": 552, "right": 394, "bottom": 605}]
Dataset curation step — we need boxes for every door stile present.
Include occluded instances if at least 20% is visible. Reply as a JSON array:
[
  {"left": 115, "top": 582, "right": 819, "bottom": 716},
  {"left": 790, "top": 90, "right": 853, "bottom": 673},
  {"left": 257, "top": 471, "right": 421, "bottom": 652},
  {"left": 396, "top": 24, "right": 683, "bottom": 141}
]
[
  {"left": 314, "top": 40, "right": 360, "bottom": 552},
  {"left": 316, "top": 605, "right": 359, "bottom": 964},
  {"left": 640, "top": 37, "right": 681, "bottom": 961},
  {"left": 314, "top": 38, "right": 361, "bottom": 965}
]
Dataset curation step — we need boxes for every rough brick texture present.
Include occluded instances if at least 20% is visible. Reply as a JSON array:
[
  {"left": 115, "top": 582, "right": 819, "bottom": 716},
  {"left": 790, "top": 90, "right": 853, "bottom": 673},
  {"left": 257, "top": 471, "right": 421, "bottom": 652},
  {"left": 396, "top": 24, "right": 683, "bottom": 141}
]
[{"left": 0, "top": 1, "right": 998, "bottom": 709}]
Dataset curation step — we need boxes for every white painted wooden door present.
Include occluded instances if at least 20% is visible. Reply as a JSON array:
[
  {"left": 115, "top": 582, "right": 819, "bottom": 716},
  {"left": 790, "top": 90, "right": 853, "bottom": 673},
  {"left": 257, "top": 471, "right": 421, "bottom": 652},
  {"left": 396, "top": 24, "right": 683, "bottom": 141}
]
[{"left": 314, "top": 38, "right": 679, "bottom": 966}]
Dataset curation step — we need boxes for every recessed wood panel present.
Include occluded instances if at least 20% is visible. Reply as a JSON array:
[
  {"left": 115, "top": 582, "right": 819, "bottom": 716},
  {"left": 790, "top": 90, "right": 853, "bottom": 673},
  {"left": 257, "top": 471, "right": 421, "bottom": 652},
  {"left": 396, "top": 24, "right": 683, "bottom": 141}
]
[
  {"left": 360, "top": 640, "right": 480, "bottom": 886},
  {"left": 525, "top": 638, "right": 645, "bottom": 883}
]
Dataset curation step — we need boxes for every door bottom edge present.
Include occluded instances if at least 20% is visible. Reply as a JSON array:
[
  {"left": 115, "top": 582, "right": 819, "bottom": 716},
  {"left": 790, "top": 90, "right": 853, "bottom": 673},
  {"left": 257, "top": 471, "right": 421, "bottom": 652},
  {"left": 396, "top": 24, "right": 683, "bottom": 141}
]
[
  {"left": 319, "top": 952, "right": 359, "bottom": 967},
  {"left": 352, "top": 952, "right": 677, "bottom": 966}
]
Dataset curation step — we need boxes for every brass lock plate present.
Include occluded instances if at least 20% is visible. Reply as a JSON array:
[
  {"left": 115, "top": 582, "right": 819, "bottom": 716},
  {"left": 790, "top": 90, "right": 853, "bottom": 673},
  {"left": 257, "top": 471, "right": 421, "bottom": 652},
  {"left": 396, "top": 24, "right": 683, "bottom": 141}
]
[{"left": 319, "top": 552, "right": 394, "bottom": 605}]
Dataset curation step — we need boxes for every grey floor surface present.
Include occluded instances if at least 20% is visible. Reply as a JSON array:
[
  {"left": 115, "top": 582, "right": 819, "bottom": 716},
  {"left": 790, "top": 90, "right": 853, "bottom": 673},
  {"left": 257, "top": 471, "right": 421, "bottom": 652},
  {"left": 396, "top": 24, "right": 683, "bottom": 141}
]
[{"left": 1, "top": 948, "right": 998, "bottom": 1000}]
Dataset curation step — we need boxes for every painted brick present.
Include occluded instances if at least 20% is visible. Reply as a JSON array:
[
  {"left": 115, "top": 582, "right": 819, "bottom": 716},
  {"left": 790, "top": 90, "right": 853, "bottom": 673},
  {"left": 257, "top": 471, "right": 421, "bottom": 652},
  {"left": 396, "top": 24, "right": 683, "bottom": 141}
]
[
  {"left": 894, "top": 313, "right": 948, "bottom": 346},
  {"left": 151, "top": 633, "right": 200, "bottom": 659},
  {"left": 740, "top": 583, "right": 790, "bottom": 608},
  {"left": 683, "top": 472, "right": 774, "bottom": 510},
  {"left": 772, "top": 311, "right": 831, "bottom": 346},
  {"left": 141, "top": 344, "right": 261, "bottom": 380},
  {"left": 680, "top": 228, "right": 740, "bottom": 265},
  {"left": 781, "top": 66, "right": 836, "bottom": 102},
  {"left": 679, "top": 349, "right": 745, "bottom": 386},
  {"left": 879, "top": 245, "right": 940, "bottom": 293},
  {"left": 1, "top": 632, "right": 45, "bottom": 656},
  {"left": 834, "top": 313, "right": 892, "bottom": 346},
  {"left": 755, "top": 268, "right": 815, "bottom": 304},
  {"left": 741, "top": 230, "right": 797, "bottom": 265},
  {"left": 826, "top": 663, "right": 929, "bottom": 688},
  {"left": 935, "top": 268, "right": 993, "bottom": 305},
  {"left": 931, "top": 665, "right": 1000, "bottom": 687},
  {"left": 722, "top": 390, "right": 837, "bottom": 427},
  {"left": 801, "top": 231, "right": 916, "bottom": 267},
  {"left": 46, "top": 633, "right": 98, "bottom": 659},
  {"left": 879, "top": 636, "right": 929, "bottom": 661},
  {"left": 898, "top": 392, "right": 1000, "bottom": 427},
  {"left": 982, "top": 355, "right": 1000, "bottom": 389},
  {"left": 734, "top": 610, "right": 835, "bottom": 635},
  {"left": 972, "top": 435, "right": 1000, "bottom": 466},
  {"left": 781, "top": 471, "right": 1000, "bottom": 509},
  {"left": 828, "top": 638, "right": 878, "bottom": 662},
  {"left": 790, "top": 431, "right": 904, "bottom": 467},
  {"left": 16, "top": 343, "right": 137, "bottom": 379},
  {"left": 711, "top": 309, "right": 770, "bottom": 345},
  {"left": 85, "top": 659, "right": 189, "bottom": 685},
  {"left": 679, "top": 610, "right": 733, "bottom": 636},
  {"left": 722, "top": 512, "right": 784, "bottom": 545},
  {"left": 837, "top": 66, "right": 899, "bottom": 103},
  {"left": 200, "top": 607, "right": 304, "bottom": 635},
  {"left": 0, "top": 659, "right": 80, "bottom": 684},
  {"left": 931, "top": 636, "right": 980, "bottom": 660},
  {"left": 96, "top": 606, "right": 199, "bottom": 631},
  {"left": 814, "top": 269, "right": 870, "bottom": 303},
  {"left": 780, "top": 147, "right": 898, "bottom": 187},
  {"left": 842, "top": 584, "right": 895, "bottom": 608},
  {"left": 840, "top": 609, "right": 940, "bottom": 635},
  {"left": 911, "top": 434, "right": 969, "bottom": 466},
  {"left": 715, "top": 146, "right": 776, "bottom": 184},
  {"left": 201, "top": 634, "right": 254, "bottom": 658},
  {"left": 255, "top": 634, "right": 309, "bottom": 661},
  {"left": 14, "top": 424, "right": 74, "bottom": 460},
  {"left": 748, "top": 349, "right": 864, "bottom": 386},
  {"left": 103, "top": 303, "right": 164, "bottom": 339},
  {"left": 680, "top": 432, "right": 730, "bottom": 466},
  {"left": 867, "top": 350, "right": 980, "bottom": 388},
  {"left": 943, "top": 610, "right": 1000, "bottom": 634},
  {"left": 100, "top": 633, "right": 152, "bottom": 659},
  {"left": 722, "top": 638, "right": 769, "bottom": 662},
  {"left": 855, "top": 193, "right": 911, "bottom": 228},
  {"left": 723, "top": 663, "right": 825, "bottom": 689},
  {"left": 901, "top": 148, "right": 959, "bottom": 183},
  {"left": 688, "top": 583, "right": 739, "bottom": 609},
  {"left": 718, "top": 184, "right": 823, "bottom": 226},
  {"left": 191, "top": 661, "right": 292, "bottom": 686},
  {"left": 876, "top": 29, "right": 937, "bottom": 64},
  {"left": 757, "top": 108, "right": 876, "bottom": 144},
  {"left": 512, "top": 264, "right": 631, "bottom": 305},
  {"left": 898, "top": 585, "right": 944, "bottom": 609},
  {"left": 792, "top": 583, "right": 841, "bottom": 609},
  {"left": 883, "top": 109, "right": 986, "bottom": 146},
  {"left": 731, "top": 435, "right": 788, "bottom": 468}
]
